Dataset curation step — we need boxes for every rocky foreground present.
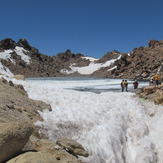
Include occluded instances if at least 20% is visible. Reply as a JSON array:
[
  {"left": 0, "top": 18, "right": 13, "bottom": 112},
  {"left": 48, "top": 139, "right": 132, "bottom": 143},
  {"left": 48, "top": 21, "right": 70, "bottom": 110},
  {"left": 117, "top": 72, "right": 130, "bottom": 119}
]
[{"left": 0, "top": 78, "right": 88, "bottom": 163}]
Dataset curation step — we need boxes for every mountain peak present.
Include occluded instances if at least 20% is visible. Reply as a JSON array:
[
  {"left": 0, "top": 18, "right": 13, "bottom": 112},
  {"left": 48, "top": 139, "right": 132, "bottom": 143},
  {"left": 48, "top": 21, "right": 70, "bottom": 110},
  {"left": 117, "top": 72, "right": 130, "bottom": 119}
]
[
  {"left": 17, "top": 38, "right": 32, "bottom": 50},
  {"left": 0, "top": 38, "right": 16, "bottom": 50}
]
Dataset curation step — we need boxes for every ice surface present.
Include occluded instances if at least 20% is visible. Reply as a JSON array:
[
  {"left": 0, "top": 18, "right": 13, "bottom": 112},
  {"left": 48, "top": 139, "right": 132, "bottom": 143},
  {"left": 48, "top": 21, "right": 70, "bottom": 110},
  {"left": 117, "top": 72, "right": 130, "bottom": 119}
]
[{"left": 21, "top": 78, "right": 163, "bottom": 163}]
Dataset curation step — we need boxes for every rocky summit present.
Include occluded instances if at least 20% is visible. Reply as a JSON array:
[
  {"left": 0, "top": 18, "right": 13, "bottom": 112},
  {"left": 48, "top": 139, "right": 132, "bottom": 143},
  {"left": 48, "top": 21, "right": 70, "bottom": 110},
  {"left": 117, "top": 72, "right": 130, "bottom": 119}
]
[{"left": 0, "top": 38, "right": 162, "bottom": 80}]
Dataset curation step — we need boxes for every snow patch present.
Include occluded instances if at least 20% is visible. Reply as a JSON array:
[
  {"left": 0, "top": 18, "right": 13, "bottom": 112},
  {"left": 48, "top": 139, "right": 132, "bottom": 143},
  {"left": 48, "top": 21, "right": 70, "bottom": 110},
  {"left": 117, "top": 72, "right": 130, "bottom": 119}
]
[
  {"left": 82, "top": 56, "right": 98, "bottom": 62},
  {"left": 108, "top": 66, "right": 117, "bottom": 71},
  {"left": 14, "top": 46, "right": 30, "bottom": 64},
  {"left": 61, "top": 55, "right": 121, "bottom": 75},
  {"left": 0, "top": 49, "right": 15, "bottom": 64},
  {"left": 0, "top": 62, "right": 14, "bottom": 77},
  {"left": 0, "top": 46, "right": 30, "bottom": 77}
]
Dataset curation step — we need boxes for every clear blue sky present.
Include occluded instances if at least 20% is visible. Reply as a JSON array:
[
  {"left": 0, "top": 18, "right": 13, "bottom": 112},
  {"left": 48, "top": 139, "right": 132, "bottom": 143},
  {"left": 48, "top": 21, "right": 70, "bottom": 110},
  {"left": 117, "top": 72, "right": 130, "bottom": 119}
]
[{"left": 1, "top": 0, "right": 163, "bottom": 58}]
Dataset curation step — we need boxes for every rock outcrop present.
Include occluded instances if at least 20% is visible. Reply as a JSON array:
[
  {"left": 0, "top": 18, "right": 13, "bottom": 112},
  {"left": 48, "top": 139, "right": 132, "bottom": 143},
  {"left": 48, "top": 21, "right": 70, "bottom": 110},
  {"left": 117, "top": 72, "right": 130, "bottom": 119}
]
[
  {"left": 56, "top": 138, "right": 89, "bottom": 157},
  {"left": 133, "top": 83, "right": 163, "bottom": 105},
  {"left": 0, "top": 38, "right": 16, "bottom": 50},
  {"left": 7, "top": 152, "right": 58, "bottom": 163},
  {"left": 108, "top": 40, "right": 163, "bottom": 79},
  {"left": 0, "top": 78, "right": 51, "bottom": 124}
]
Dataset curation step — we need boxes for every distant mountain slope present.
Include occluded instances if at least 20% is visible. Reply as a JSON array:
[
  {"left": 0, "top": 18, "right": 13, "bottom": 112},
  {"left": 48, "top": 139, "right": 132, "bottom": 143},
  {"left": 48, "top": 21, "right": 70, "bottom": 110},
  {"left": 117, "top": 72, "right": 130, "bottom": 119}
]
[
  {"left": 109, "top": 40, "right": 163, "bottom": 79},
  {"left": 0, "top": 38, "right": 162, "bottom": 79}
]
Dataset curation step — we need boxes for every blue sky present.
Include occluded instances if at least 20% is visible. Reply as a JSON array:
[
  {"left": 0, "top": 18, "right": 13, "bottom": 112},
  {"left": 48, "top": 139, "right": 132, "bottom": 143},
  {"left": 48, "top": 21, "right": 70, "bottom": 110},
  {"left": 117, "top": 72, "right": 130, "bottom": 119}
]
[{"left": 0, "top": 0, "right": 163, "bottom": 58}]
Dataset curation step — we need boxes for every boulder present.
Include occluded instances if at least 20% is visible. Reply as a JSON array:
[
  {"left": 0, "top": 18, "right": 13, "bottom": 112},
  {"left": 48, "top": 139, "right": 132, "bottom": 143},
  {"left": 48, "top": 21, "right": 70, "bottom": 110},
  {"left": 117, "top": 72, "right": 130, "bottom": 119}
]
[
  {"left": 29, "top": 136, "right": 83, "bottom": 163},
  {"left": 0, "top": 121, "right": 33, "bottom": 163},
  {"left": 13, "top": 74, "right": 25, "bottom": 80},
  {"left": 6, "top": 151, "right": 57, "bottom": 163},
  {"left": 0, "top": 77, "right": 8, "bottom": 83},
  {"left": 148, "top": 40, "right": 159, "bottom": 48},
  {"left": 154, "top": 90, "right": 163, "bottom": 105},
  {"left": 56, "top": 138, "right": 89, "bottom": 157},
  {"left": 143, "top": 86, "right": 154, "bottom": 95}
]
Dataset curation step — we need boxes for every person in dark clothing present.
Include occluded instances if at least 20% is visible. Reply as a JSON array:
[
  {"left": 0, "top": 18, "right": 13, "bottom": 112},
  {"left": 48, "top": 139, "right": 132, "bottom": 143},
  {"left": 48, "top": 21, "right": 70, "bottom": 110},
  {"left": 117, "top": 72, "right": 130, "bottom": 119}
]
[
  {"left": 124, "top": 80, "right": 128, "bottom": 92},
  {"left": 133, "top": 80, "right": 139, "bottom": 89}
]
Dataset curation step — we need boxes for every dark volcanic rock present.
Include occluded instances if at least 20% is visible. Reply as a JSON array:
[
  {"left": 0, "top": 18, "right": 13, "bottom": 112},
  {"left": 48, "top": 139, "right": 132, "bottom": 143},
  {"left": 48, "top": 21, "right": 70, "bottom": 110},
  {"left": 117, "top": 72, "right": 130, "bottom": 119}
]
[
  {"left": 0, "top": 38, "right": 16, "bottom": 50},
  {"left": 17, "top": 39, "right": 32, "bottom": 50},
  {"left": 17, "top": 38, "right": 39, "bottom": 53}
]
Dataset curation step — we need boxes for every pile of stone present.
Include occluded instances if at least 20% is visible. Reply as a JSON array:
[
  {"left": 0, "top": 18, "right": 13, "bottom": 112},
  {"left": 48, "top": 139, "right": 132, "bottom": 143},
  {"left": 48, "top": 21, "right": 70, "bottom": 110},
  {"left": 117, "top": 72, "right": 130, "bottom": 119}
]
[{"left": 134, "top": 83, "right": 163, "bottom": 105}]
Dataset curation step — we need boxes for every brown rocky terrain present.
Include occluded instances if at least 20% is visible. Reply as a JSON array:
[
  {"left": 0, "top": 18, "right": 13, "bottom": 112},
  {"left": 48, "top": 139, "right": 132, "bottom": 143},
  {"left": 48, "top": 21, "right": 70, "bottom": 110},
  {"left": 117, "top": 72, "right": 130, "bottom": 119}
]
[
  {"left": 0, "top": 38, "right": 90, "bottom": 78},
  {"left": 91, "top": 40, "right": 163, "bottom": 80},
  {"left": 0, "top": 38, "right": 162, "bottom": 80},
  {"left": 109, "top": 40, "right": 163, "bottom": 79},
  {"left": 0, "top": 78, "right": 88, "bottom": 163},
  {"left": 132, "top": 83, "right": 163, "bottom": 105}
]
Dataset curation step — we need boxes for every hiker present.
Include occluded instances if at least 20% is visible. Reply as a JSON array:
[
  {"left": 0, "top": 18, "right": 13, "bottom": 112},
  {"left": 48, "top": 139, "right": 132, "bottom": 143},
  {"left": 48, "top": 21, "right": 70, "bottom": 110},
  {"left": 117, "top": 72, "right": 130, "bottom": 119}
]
[
  {"left": 121, "top": 80, "right": 125, "bottom": 92},
  {"left": 153, "top": 74, "right": 159, "bottom": 86},
  {"left": 149, "top": 79, "right": 154, "bottom": 86},
  {"left": 133, "top": 80, "right": 139, "bottom": 89},
  {"left": 124, "top": 80, "right": 128, "bottom": 92}
]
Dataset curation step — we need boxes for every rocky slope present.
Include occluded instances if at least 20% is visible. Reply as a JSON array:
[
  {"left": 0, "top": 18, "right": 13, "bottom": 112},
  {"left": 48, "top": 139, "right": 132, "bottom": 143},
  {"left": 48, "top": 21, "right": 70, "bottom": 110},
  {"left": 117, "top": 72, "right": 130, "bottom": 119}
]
[
  {"left": 109, "top": 40, "right": 163, "bottom": 79},
  {"left": 0, "top": 78, "right": 87, "bottom": 163},
  {"left": 0, "top": 38, "right": 162, "bottom": 80},
  {"left": 0, "top": 38, "right": 89, "bottom": 78}
]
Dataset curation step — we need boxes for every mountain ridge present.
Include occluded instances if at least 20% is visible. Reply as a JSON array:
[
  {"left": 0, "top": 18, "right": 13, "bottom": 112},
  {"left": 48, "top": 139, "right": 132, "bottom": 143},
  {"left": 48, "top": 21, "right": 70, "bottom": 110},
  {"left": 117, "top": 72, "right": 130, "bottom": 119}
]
[{"left": 0, "top": 38, "right": 162, "bottom": 80}]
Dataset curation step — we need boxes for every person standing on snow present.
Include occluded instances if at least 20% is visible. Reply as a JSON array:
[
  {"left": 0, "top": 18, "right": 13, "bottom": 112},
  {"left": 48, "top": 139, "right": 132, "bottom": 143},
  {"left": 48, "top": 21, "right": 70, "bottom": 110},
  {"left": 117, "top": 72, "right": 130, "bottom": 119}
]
[
  {"left": 124, "top": 80, "right": 128, "bottom": 92},
  {"left": 121, "top": 80, "right": 125, "bottom": 92},
  {"left": 133, "top": 80, "right": 139, "bottom": 89}
]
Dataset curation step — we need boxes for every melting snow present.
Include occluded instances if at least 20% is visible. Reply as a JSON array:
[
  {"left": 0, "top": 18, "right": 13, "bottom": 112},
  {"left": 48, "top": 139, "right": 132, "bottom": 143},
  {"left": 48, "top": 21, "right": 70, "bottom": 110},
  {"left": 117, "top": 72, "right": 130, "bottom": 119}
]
[
  {"left": 0, "top": 62, "right": 14, "bottom": 77},
  {"left": 0, "top": 46, "right": 30, "bottom": 65},
  {"left": 0, "top": 49, "right": 15, "bottom": 64},
  {"left": 21, "top": 78, "right": 163, "bottom": 163},
  {"left": 82, "top": 56, "right": 98, "bottom": 62},
  {"left": 14, "top": 47, "right": 30, "bottom": 64},
  {"left": 0, "top": 46, "right": 31, "bottom": 77}
]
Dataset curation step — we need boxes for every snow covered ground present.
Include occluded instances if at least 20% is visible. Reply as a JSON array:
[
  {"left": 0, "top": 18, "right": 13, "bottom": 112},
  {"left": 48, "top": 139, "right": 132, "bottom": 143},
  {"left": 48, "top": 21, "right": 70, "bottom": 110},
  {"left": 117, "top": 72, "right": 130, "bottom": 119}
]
[{"left": 20, "top": 78, "right": 163, "bottom": 163}]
